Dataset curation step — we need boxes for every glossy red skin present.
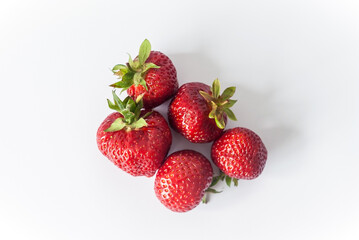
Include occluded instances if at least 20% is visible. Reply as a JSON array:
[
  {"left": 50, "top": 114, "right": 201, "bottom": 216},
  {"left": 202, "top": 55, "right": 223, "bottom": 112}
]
[
  {"left": 168, "top": 82, "right": 227, "bottom": 143},
  {"left": 212, "top": 127, "right": 267, "bottom": 180},
  {"left": 127, "top": 51, "right": 178, "bottom": 109},
  {"left": 97, "top": 111, "right": 172, "bottom": 177},
  {"left": 154, "top": 150, "right": 213, "bottom": 213}
]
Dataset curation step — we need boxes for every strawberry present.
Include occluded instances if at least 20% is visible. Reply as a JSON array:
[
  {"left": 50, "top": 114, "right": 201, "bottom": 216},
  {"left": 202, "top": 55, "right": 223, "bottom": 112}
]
[
  {"left": 168, "top": 79, "right": 237, "bottom": 143},
  {"left": 111, "top": 39, "right": 178, "bottom": 109},
  {"left": 97, "top": 91, "right": 172, "bottom": 177},
  {"left": 211, "top": 127, "right": 267, "bottom": 180},
  {"left": 154, "top": 150, "right": 213, "bottom": 212}
]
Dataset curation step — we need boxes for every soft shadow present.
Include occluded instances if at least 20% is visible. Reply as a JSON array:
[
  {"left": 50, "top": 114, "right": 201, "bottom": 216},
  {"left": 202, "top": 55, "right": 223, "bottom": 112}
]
[
  {"left": 231, "top": 85, "right": 298, "bottom": 154},
  {"left": 154, "top": 51, "right": 300, "bottom": 210},
  {"left": 160, "top": 51, "right": 299, "bottom": 161}
]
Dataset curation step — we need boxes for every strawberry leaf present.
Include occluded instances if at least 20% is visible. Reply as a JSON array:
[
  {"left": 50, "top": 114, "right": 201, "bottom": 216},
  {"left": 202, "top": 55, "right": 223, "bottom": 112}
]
[
  {"left": 138, "top": 39, "right": 151, "bottom": 65},
  {"left": 199, "top": 91, "right": 215, "bottom": 102},
  {"left": 112, "top": 90, "right": 124, "bottom": 109},
  {"left": 104, "top": 90, "right": 147, "bottom": 131},
  {"left": 205, "top": 188, "right": 223, "bottom": 193},
  {"left": 121, "top": 109, "right": 135, "bottom": 124},
  {"left": 224, "top": 108, "right": 237, "bottom": 121},
  {"left": 220, "top": 173, "right": 225, "bottom": 181},
  {"left": 206, "top": 79, "right": 237, "bottom": 129},
  {"left": 135, "top": 93, "right": 145, "bottom": 103},
  {"left": 127, "top": 54, "right": 135, "bottom": 70},
  {"left": 211, "top": 78, "right": 220, "bottom": 98},
  {"left": 208, "top": 102, "right": 217, "bottom": 119},
  {"left": 122, "top": 72, "right": 135, "bottom": 82},
  {"left": 104, "top": 118, "right": 126, "bottom": 132},
  {"left": 225, "top": 175, "right": 232, "bottom": 187},
  {"left": 214, "top": 114, "right": 225, "bottom": 129},
  {"left": 131, "top": 118, "right": 147, "bottom": 129},
  {"left": 202, "top": 195, "right": 208, "bottom": 204},
  {"left": 141, "top": 111, "right": 153, "bottom": 119},
  {"left": 233, "top": 178, "right": 239, "bottom": 187},
  {"left": 107, "top": 99, "right": 120, "bottom": 112},
  {"left": 111, "top": 71, "right": 134, "bottom": 89},
  {"left": 209, "top": 176, "right": 220, "bottom": 187},
  {"left": 112, "top": 64, "right": 127, "bottom": 74},
  {"left": 134, "top": 99, "right": 143, "bottom": 120},
  {"left": 139, "top": 78, "right": 148, "bottom": 91},
  {"left": 143, "top": 62, "right": 159, "bottom": 72},
  {"left": 222, "top": 99, "right": 237, "bottom": 108},
  {"left": 221, "top": 87, "right": 236, "bottom": 100},
  {"left": 125, "top": 97, "right": 136, "bottom": 113},
  {"left": 122, "top": 96, "right": 130, "bottom": 106},
  {"left": 133, "top": 72, "right": 142, "bottom": 86},
  {"left": 111, "top": 40, "right": 155, "bottom": 92}
]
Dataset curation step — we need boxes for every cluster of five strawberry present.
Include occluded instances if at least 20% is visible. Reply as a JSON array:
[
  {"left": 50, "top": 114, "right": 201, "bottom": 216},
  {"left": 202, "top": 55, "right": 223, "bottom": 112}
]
[{"left": 97, "top": 39, "right": 267, "bottom": 212}]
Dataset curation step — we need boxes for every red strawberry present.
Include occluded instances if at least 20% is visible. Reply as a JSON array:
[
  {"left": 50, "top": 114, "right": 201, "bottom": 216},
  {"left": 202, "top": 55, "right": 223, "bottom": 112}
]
[
  {"left": 97, "top": 91, "right": 172, "bottom": 177},
  {"left": 211, "top": 127, "right": 267, "bottom": 180},
  {"left": 168, "top": 79, "right": 237, "bottom": 143},
  {"left": 111, "top": 39, "right": 178, "bottom": 109},
  {"left": 154, "top": 150, "right": 213, "bottom": 212}
]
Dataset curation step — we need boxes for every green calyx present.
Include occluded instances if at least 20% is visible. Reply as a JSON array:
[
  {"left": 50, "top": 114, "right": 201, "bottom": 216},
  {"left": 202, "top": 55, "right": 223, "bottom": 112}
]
[
  {"left": 202, "top": 171, "right": 239, "bottom": 204},
  {"left": 104, "top": 91, "right": 151, "bottom": 132},
  {"left": 209, "top": 171, "right": 239, "bottom": 188},
  {"left": 110, "top": 39, "right": 160, "bottom": 92},
  {"left": 199, "top": 78, "right": 237, "bottom": 129}
]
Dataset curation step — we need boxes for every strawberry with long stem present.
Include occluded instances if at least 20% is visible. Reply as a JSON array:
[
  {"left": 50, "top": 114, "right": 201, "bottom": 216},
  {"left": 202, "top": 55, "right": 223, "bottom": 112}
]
[{"left": 203, "top": 127, "right": 268, "bottom": 202}]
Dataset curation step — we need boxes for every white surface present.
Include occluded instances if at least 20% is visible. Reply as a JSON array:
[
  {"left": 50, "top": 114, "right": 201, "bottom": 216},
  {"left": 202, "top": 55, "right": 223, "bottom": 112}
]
[{"left": 1, "top": 0, "right": 358, "bottom": 239}]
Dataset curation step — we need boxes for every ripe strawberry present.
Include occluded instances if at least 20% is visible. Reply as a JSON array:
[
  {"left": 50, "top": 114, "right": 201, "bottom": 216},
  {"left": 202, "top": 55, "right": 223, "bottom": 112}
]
[
  {"left": 154, "top": 150, "right": 213, "bottom": 212},
  {"left": 168, "top": 79, "right": 237, "bottom": 143},
  {"left": 111, "top": 39, "right": 178, "bottom": 109},
  {"left": 97, "top": 91, "right": 172, "bottom": 177},
  {"left": 211, "top": 127, "right": 267, "bottom": 180}
]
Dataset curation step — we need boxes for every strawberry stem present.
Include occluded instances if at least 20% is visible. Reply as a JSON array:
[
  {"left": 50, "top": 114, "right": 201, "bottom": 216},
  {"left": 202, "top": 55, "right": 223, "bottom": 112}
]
[{"left": 201, "top": 171, "right": 239, "bottom": 204}]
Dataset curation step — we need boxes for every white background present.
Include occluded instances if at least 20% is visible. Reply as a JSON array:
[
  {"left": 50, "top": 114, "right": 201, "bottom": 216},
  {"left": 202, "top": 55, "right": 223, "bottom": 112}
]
[{"left": 1, "top": 0, "right": 358, "bottom": 239}]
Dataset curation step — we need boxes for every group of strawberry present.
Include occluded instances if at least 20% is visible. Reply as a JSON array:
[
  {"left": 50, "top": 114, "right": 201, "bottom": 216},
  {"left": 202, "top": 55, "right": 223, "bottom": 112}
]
[{"left": 97, "top": 39, "right": 268, "bottom": 213}]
